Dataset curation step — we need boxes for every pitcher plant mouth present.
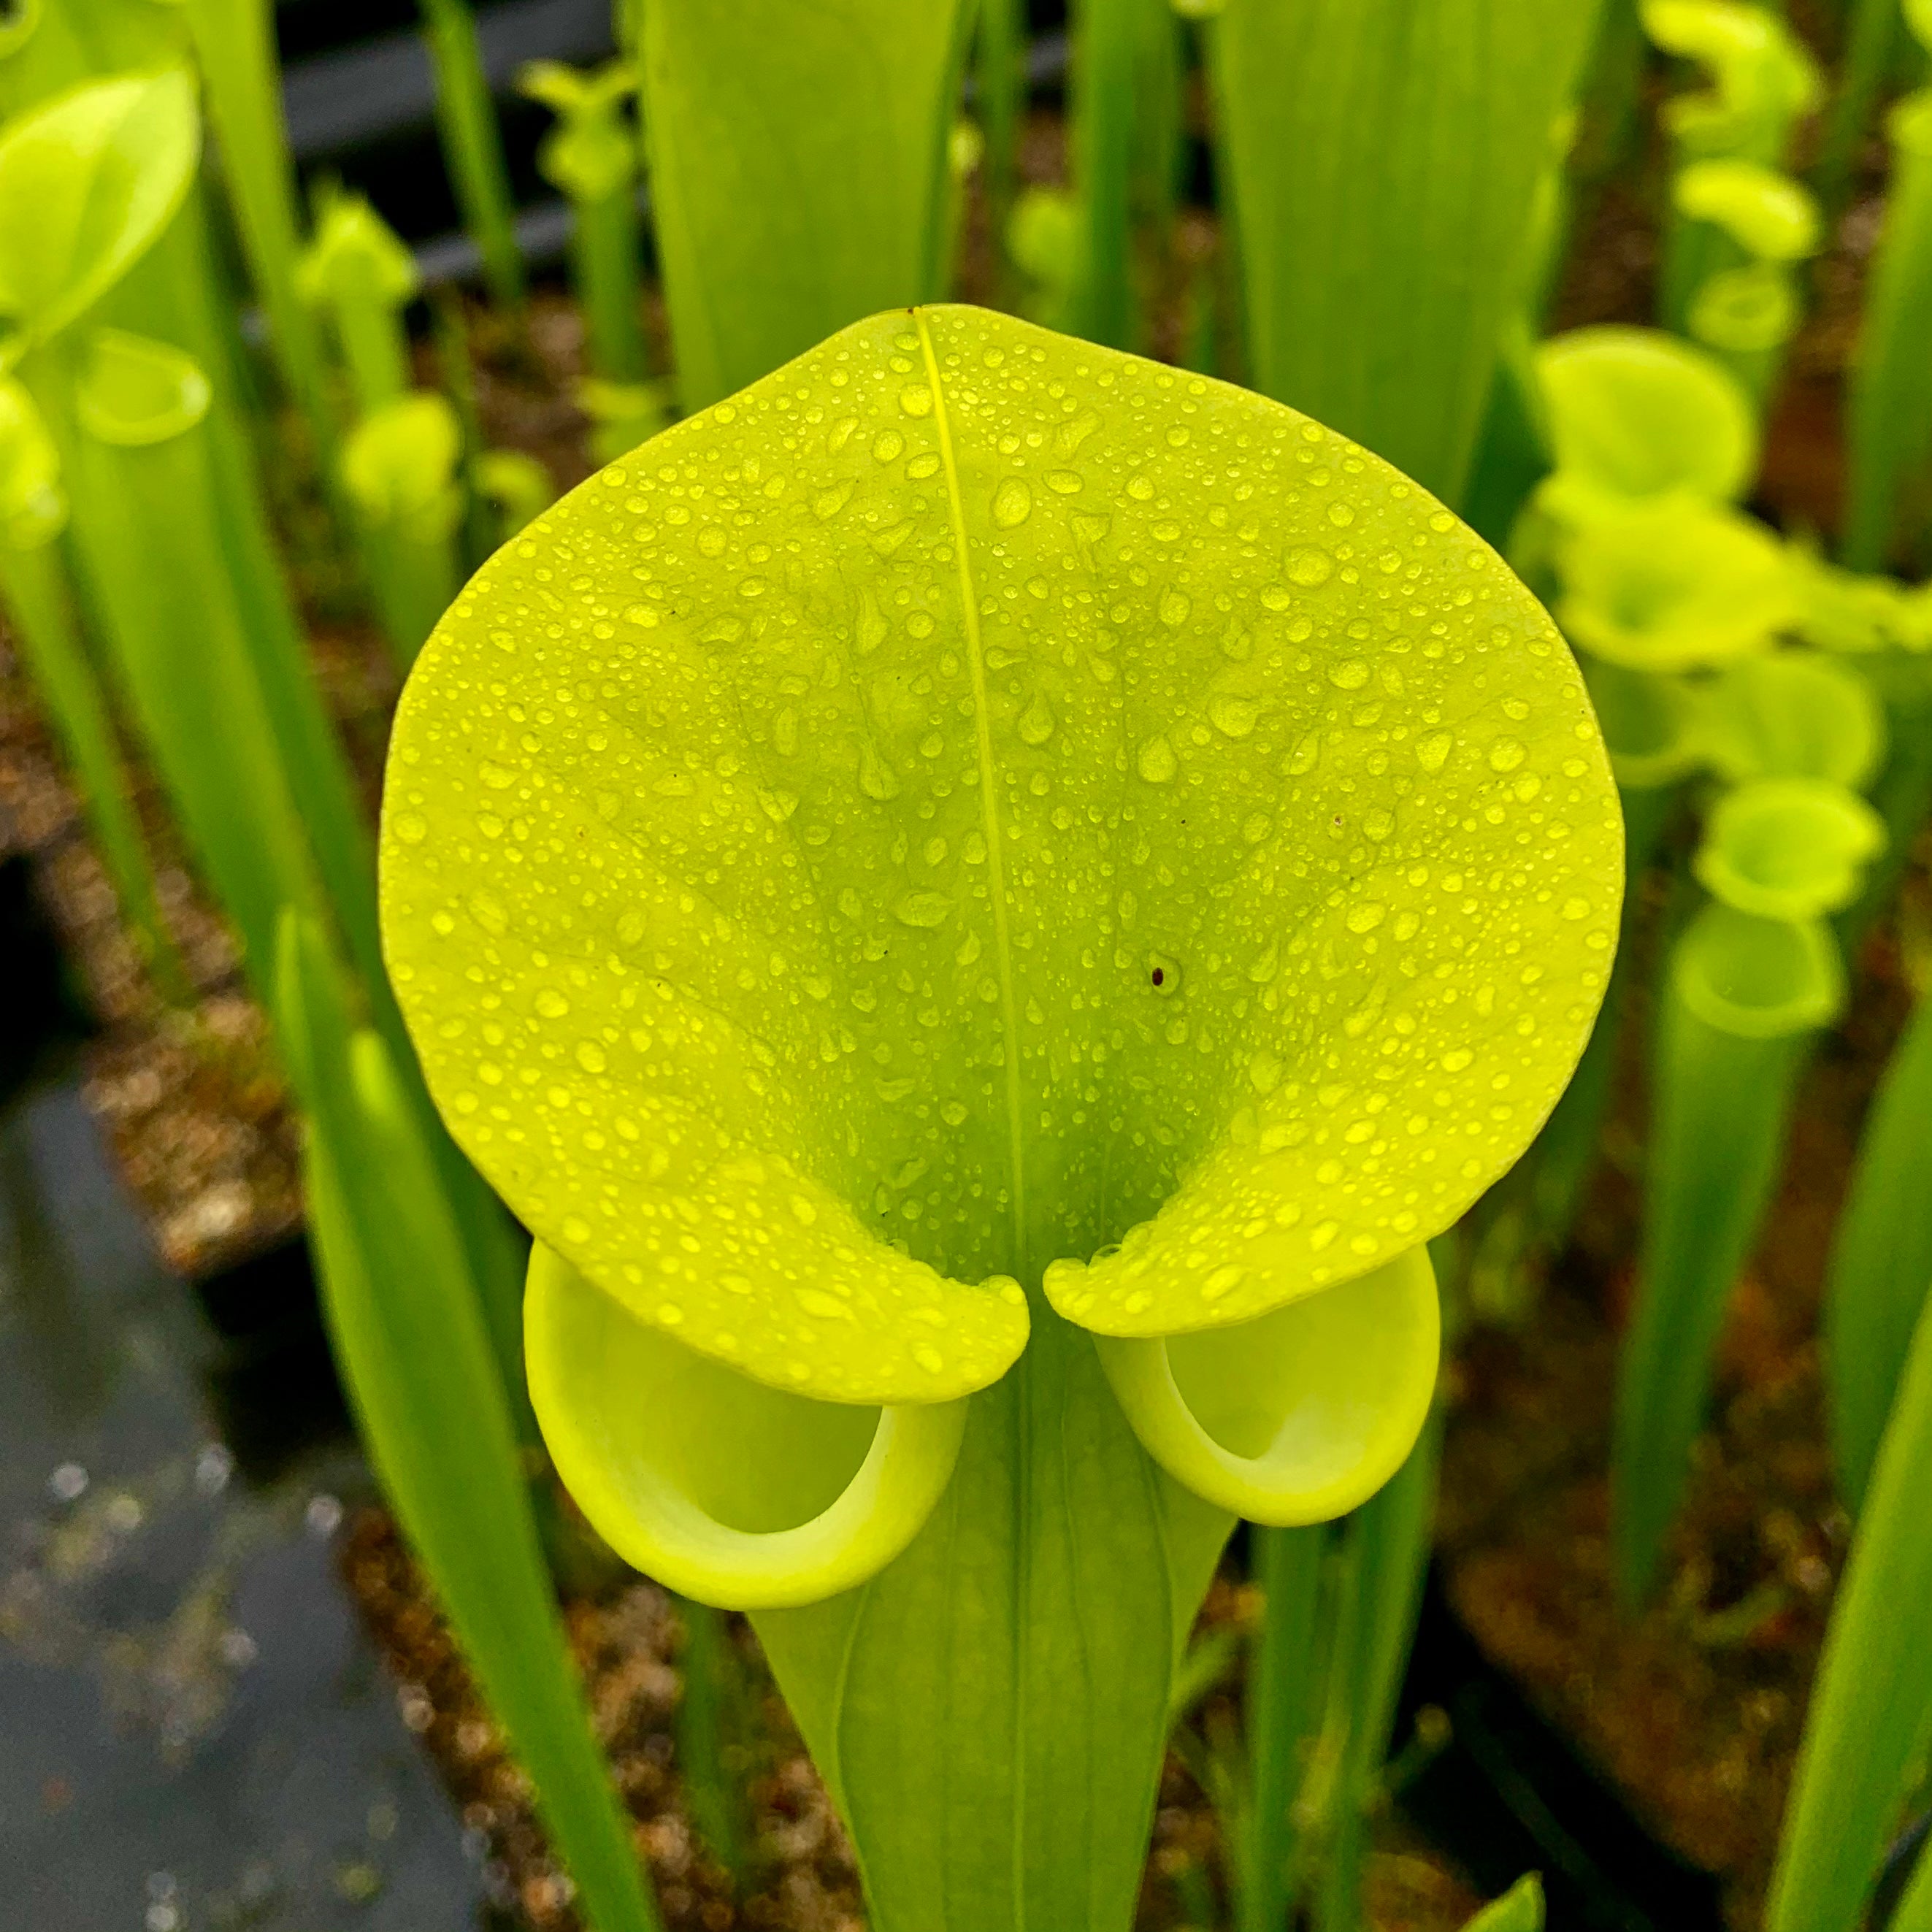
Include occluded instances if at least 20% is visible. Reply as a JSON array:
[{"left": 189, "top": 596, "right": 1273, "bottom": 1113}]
[
  {"left": 528, "top": 1233, "right": 1441, "bottom": 1606},
  {"left": 378, "top": 302, "right": 1619, "bottom": 1606}
]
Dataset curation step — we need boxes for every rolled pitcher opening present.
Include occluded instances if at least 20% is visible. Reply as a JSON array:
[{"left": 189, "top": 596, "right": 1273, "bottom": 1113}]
[
  {"left": 526, "top": 1243, "right": 969, "bottom": 1608},
  {"left": 1092, "top": 1246, "right": 1439, "bottom": 1525}
]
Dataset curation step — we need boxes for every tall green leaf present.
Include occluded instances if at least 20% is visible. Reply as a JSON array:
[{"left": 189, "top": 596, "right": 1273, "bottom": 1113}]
[
  {"left": 1824, "top": 988, "right": 1932, "bottom": 1508},
  {"left": 180, "top": 0, "right": 337, "bottom": 464},
  {"left": 276, "top": 915, "right": 662, "bottom": 1932},
  {"left": 639, "top": 0, "right": 973, "bottom": 408},
  {"left": 415, "top": 0, "right": 526, "bottom": 314},
  {"left": 1613, "top": 908, "right": 1839, "bottom": 1602},
  {"left": 1768, "top": 1287, "right": 1932, "bottom": 1932},
  {"left": 379, "top": 304, "right": 1620, "bottom": 1931},
  {"left": 1209, "top": 0, "right": 1602, "bottom": 505},
  {"left": 1842, "top": 93, "right": 1932, "bottom": 572}
]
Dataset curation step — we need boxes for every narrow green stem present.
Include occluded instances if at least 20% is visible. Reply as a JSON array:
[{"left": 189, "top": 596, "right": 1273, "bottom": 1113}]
[
  {"left": 1313, "top": 1417, "right": 1442, "bottom": 1932},
  {"left": 113, "top": 210, "right": 386, "bottom": 1001},
  {"left": 0, "top": 536, "right": 187, "bottom": 997},
  {"left": 180, "top": 0, "right": 338, "bottom": 467},
  {"left": 1614, "top": 1004, "right": 1809, "bottom": 1603},
  {"left": 1071, "top": 0, "right": 1141, "bottom": 348},
  {"left": 335, "top": 277, "right": 413, "bottom": 418},
  {"left": 1238, "top": 1525, "right": 1327, "bottom": 1932},
  {"left": 573, "top": 184, "right": 646, "bottom": 383},
  {"left": 359, "top": 519, "right": 461, "bottom": 670},
  {"left": 1843, "top": 99, "right": 1932, "bottom": 572},
  {"left": 34, "top": 355, "right": 330, "bottom": 1001},
  {"left": 675, "top": 1599, "right": 745, "bottom": 1881},
  {"left": 975, "top": 0, "right": 1025, "bottom": 259},
  {"left": 1768, "top": 1287, "right": 1932, "bottom": 1931},
  {"left": 1813, "top": 0, "right": 1906, "bottom": 218},
  {"left": 416, "top": 0, "right": 526, "bottom": 313},
  {"left": 433, "top": 293, "right": 499, "bottom": 572},
  {"left": 1838, "top": 656, "right": 1932, "bottom": 951},
  {"left": 1822, "top": 986, "right": 1932, "bottom": 1510}
]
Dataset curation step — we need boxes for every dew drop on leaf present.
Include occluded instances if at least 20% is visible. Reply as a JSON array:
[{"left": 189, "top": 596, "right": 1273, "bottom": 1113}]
[
  {"left": 1209, "top": 694, "right": 1260, "bottom": 738},
  {"left": 992, "top": 478, "right": 1032, "bottom": 528},
  {"left": 894, "top": 891, "right": 954, "bottom": 928},
  {"left": 1137, "top": 735, "right": 1178, "bottom": 782}
]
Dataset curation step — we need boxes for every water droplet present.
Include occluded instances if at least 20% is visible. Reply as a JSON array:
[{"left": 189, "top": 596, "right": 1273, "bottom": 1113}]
[
  {"left": 480, "top": 761, "right": 515, "bottom": 789},
  {"left": 894, "top": 891, "right": 954, "bottom": 928},
  {"left": 1286, "top": 732, "right": 1321, "bottom": 775},
  {"left": 1562, "top": 897, "right": 1592, "bottom": 920},
  {"left": 858, "top": 743, "right": 900, "bottom": 800},
  {"left": 797, "top": 1289, "right": 856, "bottom": 1321},
  {"left": 1137, "top": 735, "right": 1178, "bottom": 783},
  {"left": 758, "top": 788, "right": 800, "bottom": 822},
  {"left": 1249, "top": 940, "right": 1279, "bottom": 982},
  {"left": 992, "top": 478, "right": 1032, "bottom": 528},
  {"left": 1159, "top": 589, "right": 1192, "bottom": 626},
  {"left": 1203, "top": 1264, "right": 1244, "bottom": 1300},
  {"left": 1046, "top": 469, "right": 1083, "bottom": 494},
  {"left": 1487, "top": 737, "right": 1527, "bottom": 773},
  {"left": 914, "top": 1344, "right": 946, "bottom": 1373},
  {"left": 1285, "top": 546, "right": 1334, "bottom": 586},
  {"left": 873, "top": 429, "right": 904, "bottom": 461},
  {"left": 1328, "top": 659, "right": 1370, "bottom": 690},
  {"left": 856, "top": 591, "right": 887, "bottom": 653},
  {"left": 535, "top": 989, "right": 570, "bottom": 1018},
  {"left": 1017, "top": 693, "right": 1055, "bottom": 744},
  {"left": 900, "top": 385, "right": 933, "bottom": 416},
  {"left": 789, "top": 1195, "right": 819, "bottom": 1224},
  {"left": 1346, "top": 901, "right": 1387, "bottom": 934},
  {"left": 1209, "top": 694, "right": 1260, "bottom": 737},
  {"left": 394, "top": 812, "right": 427, "bottom": 843},
  {"left": 1416, "top": 730, "right": 1453, "bottom": 773},
  {"left": 575, "top": 1040, "right": 607, "bottom": 1073},
  {"left": 813, "top": 479, "right": 854, "bottom": 519}
]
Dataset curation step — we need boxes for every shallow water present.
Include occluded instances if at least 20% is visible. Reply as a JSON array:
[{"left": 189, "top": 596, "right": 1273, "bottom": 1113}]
[{"left": 0, "top": 1076, "right": 488, "bottom": 1931}]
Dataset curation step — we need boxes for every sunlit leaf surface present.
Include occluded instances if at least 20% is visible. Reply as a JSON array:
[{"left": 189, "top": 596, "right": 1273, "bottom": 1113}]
[{"left": 381, "top": 304, "right": 1621, "bottom": 1406}]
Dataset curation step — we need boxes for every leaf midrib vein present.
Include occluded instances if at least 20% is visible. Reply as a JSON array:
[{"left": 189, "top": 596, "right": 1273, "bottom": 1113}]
[{"left": 914, "top": 309, "right": 1030, "bottom": 1284}]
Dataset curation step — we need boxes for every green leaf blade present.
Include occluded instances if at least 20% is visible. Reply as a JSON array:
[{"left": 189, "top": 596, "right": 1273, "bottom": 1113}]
[
  {"left": 380, "top": 304, "right": 1621, "bottom": 1401},
  {"left": 640, "top": 0, "right": 973, "bottom": 407},
  {"left": 277, "top": 917, "right": 663, "bottom": 1932},
  {"left": 1824, "top": 990, "right": 1932, "bottom": 1508},
  {"left": 1212, "top": 0, "right": 1602, "bottom": 505},
  {"left": 0, "top": 67, "right": 199, "bottom": 348},
  {"left": 1769, "top": 1287, "right": 1932, "bottom": 1932}
]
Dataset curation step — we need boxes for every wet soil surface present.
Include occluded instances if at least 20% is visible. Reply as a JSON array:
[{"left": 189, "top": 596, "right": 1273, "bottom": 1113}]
[{"left": 0, "top": 1076, "right": 489, "bottom": 1931}]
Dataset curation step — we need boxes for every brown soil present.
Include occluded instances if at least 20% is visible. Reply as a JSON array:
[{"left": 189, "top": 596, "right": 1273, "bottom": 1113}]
[
  {"left": 1436, "top": 853, "right": 1924, "bottom": 1931},
  {"left": 343, "top": 1509, "right": 1480, "bottom": 1932}
]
